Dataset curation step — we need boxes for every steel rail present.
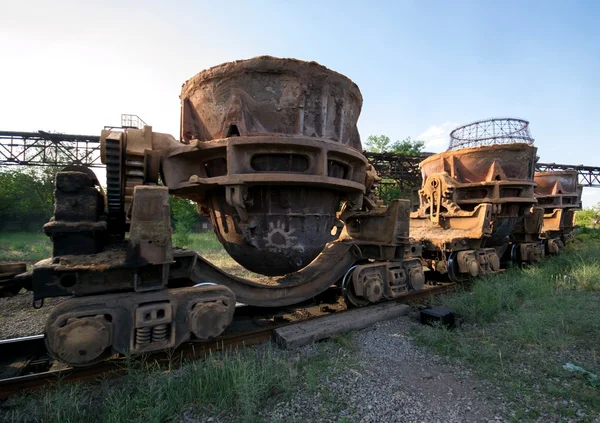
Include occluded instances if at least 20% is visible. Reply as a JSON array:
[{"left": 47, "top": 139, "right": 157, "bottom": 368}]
[{"left": 0, "top": 283, "right": 456, "bottom": 398}]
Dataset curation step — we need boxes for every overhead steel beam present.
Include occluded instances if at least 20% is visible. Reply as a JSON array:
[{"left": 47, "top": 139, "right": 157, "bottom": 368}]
[
  {"left": 362, "top": 152, "right": 600, "bottom": 188},
  {"left": 0, "top": 131, "right": 102, "bottom": 168},
  {"left": 534, "top": 162, "right": 600, "bottom": 187},
  {"left": 1, "top": 131, "right": 598, "bottom": 188}
]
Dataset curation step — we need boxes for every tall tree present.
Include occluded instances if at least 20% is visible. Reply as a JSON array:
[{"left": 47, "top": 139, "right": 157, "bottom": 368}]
[
  {"left": 365, "top": 135, "right": 425, "bottom": 156},
  {"left": 364, "top": 135, "right": 425, "bottom": 205},
  {"left": 0, "top": 167, "right": 55, "bottom": 231},
  {"left": 365, "top": 135, "right": 392, "bottom": 153}
]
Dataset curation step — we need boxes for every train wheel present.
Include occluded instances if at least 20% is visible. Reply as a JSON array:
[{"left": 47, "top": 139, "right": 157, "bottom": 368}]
[
  {"left": 510, "top": 243, "right": 520, "bottom": 264},
  {"left": 341, "top": 266, "right": 369, "bottom": 308},
  {"left": 447, "top": 252, "right": 468, "bottom": 283},
  {"left": 46, "top": 315, "right": 113, "bottom": 367}
]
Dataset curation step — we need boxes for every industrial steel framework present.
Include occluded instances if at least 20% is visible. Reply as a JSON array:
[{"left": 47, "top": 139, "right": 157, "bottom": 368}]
[
  {"left": 0, "top": 115, "right": 145, "bottom": 168},
  {"left": 449, "top": 118, "right": 534, "bottom": 150},
  {"left": 1, "top": 129, "right": 599, "bottom": 188},
  {"left": 536, "top": 162, "right": 600, "bottom": 187},
  {"left": 365, "top": 152, "right": 427, "bottom": 191},
  {"left": 0, "top": 131, "right": 102, "bottom": 168}
]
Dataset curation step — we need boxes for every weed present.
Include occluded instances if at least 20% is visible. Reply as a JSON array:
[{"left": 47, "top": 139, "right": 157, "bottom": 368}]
[
  {"left": 1, "top": 339, "right": 360, "bottom": 423},
  {"left": 0, "top": 230, "right": 261, "bottom": 280},
  {"left": 0, "top": 232, "right": 51, "bottom": 263},
  {"left": 414, "top": 230, "right": 600, "bottom": 420}
]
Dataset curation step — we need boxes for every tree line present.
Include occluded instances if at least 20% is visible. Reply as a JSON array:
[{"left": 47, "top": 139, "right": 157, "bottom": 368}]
[
  {"left": 364, "top": 135, "right": 425, "bottom": 204},
  {"left": 0, "top": 165, "right": 201, "bottom": 233},
  {"left": 0, "top": 167, "right": 55, "bottom": 231}
]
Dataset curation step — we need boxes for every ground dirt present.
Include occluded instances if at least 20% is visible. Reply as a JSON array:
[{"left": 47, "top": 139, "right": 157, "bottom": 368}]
[
  {"left": 182, "top": 316, "right": 509, "bottom": 423},
  {"left": 265, "top": 317, "right": 506, "bottom": 423}
]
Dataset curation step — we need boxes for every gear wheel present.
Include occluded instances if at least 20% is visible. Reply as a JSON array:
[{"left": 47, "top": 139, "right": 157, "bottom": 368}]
[
  {"left": 104, "top": 134, "right": 126, "bottom": 240},
  {"left": 440, "top": 185, "right": 461, "bottom": 214}
]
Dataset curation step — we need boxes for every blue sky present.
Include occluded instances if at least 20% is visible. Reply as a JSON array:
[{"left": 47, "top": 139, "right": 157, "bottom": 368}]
[{"left": 1, "top": 0, "right": 599, "bottom": 204}]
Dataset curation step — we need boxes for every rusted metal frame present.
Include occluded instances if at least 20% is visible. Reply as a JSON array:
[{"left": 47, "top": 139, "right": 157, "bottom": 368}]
[
  {"left": 374, "top": 180, "right": 415, "bottom": 200},
  {"left": 0, "top": 131, "right": 102, "bottom": 167},
  {"left": 536, "top": 163, "right": 600, "bottom": 187},
  {"left": 189, "top": 243, "right": 358, "bottom": 307},
  {"left": 367, "top": 159, "right": 600, "bottom": 190},
  {"left": 0, "top": 139, "right": 100, "bottom": 167},
  {"left": 34, "top": 140, "right": 80, "bottom": 165},
  {"left": 30, "top": 248, "right": 198, "bottom": 302},
  {"left": 0, "top": 142, "right": 16, "bottom": 163},
  {"left": 410, "top": 142, "right": 538, "bottom": 277},
  {"left": 451, "top": 180, "right": 537, "bottom": 205},
  {"left": 120, "top": 114, "right": 147, "bottom": 129},
  {"left": 534, "top": 171, "right": 582, "bottom": 253},
  {"left": 165, "top": 135, "right": 368, "bottom": 191},
  {"left": 155, "top": 56, "right": 373, "bottom": 278},
  {"left": 449, "top": 118, "right": 534, "bottom": 150},
  {"left": 26, "top": 242, "right": 352, "bottom": 304},
  {"left": 364, "top": 152, "right": 423, "bottom": 181},
  {"left": 0, "top": 136, "right": 44, "bottom": 164},
  {"left": 45, "top": 285, "right": 236, "bottom": 365}
]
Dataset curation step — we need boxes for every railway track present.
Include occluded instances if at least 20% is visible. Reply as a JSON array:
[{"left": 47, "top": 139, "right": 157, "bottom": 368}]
[{"left": 0, "top": 283, "right": 456, "bottom": 399}]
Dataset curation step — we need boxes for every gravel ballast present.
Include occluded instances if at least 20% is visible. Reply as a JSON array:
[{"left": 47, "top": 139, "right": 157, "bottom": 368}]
[
  {"left": 260, "top": 316, "right": 506, "bottom": 423},
  {"left": 0, "top": 291, "right": 63, "bottom": 339}
]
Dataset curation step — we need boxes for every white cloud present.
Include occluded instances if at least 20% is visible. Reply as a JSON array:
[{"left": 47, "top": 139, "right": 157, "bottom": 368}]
[
  {"left": 416, "top": 121, "right": 459, "bottom": 152},
  {"left": 582, "top": 189, "right": 600, "bottom": 209}
]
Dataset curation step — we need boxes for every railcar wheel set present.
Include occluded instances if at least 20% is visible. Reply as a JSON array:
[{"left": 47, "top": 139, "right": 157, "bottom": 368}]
[{"left": 0, "top": 57, "right": 582, "bottom": 367}]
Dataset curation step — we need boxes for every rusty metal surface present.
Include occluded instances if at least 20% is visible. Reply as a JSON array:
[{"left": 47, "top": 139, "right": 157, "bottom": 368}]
[
  {"left": 45, "top": 285, "right": 236, "bottom": 367},
  {"left": 0, "top": 263, "right": 28, "bottom": 297},
  {"left": 43, "top": 171, "right": 107, "bottom": 257},
  {"left": 534, "top": 163, "right": 600, "bottom": 187},
  {"left": 534, "top": 170, "right": 583, "bottom": 250},
  {"left": 178, "top": 57, "right": 366, "bottom": 275},
  {"left": 100, "top": 57, "right": 371, "bottom": 276},
  {"left": 180, "top": 56, "right": 363, "bottom": 148},
  {"left": 409, "top": 141, "right": 539, "bottom": 280},
  {"left": 535, "top": 171, "right": 582, "bottom": 208},
  {"left": 412, "top": 143, "right": 538, "bottom": 246}
]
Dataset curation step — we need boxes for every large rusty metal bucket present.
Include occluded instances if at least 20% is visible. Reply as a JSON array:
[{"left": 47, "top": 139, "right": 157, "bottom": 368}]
[
  {"left": 534, "top": 170, "right": 582, "bottom": 243},
  {"left": 417, "top": 143, "right": 538, "bottom": 247},
  {"left": 172, "top": 56, "right": 368, "bottom": 275}
]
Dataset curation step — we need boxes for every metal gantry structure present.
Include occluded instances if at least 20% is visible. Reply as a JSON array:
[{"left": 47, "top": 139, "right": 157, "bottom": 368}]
[
  {"left": 0, "top": 116, "right": 145, "bottom": 168},
  {"left": 0, "top": 131, "right": 102, "bottom": 168},
  {"left": 535, "top": 162, "right": 600, "bottom": 187},
  {"left": 1, "top": 129, "right": 599, "bottom": 188},
  {"left": 448, "top": 118, "right": 535, "bottom": 150}
]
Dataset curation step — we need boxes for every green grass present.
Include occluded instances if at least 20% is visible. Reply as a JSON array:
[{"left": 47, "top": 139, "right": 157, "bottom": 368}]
[
  {"left": 575, "top": 208, "right": 599, "bottom": 227},
  {"left": 0, "top": 230, "right": 259, "bottom": 279},
  {"left": 176, "top": 231, "right": 264, "bottom": 280},
  {"left": 1, "top": 336, "right": 359, "bottom": 423},
  {"left": 180, "top": 231, "right": 225, "bottom": 253},
  {"left": 4, "top": 228, "right": 600, "bottom": 420},
  {"left": 414, "top": 228, "right": 600, "bottom": 421},
  {"left": 0, "top": 232, "right": 51, "bottom": 263}
]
